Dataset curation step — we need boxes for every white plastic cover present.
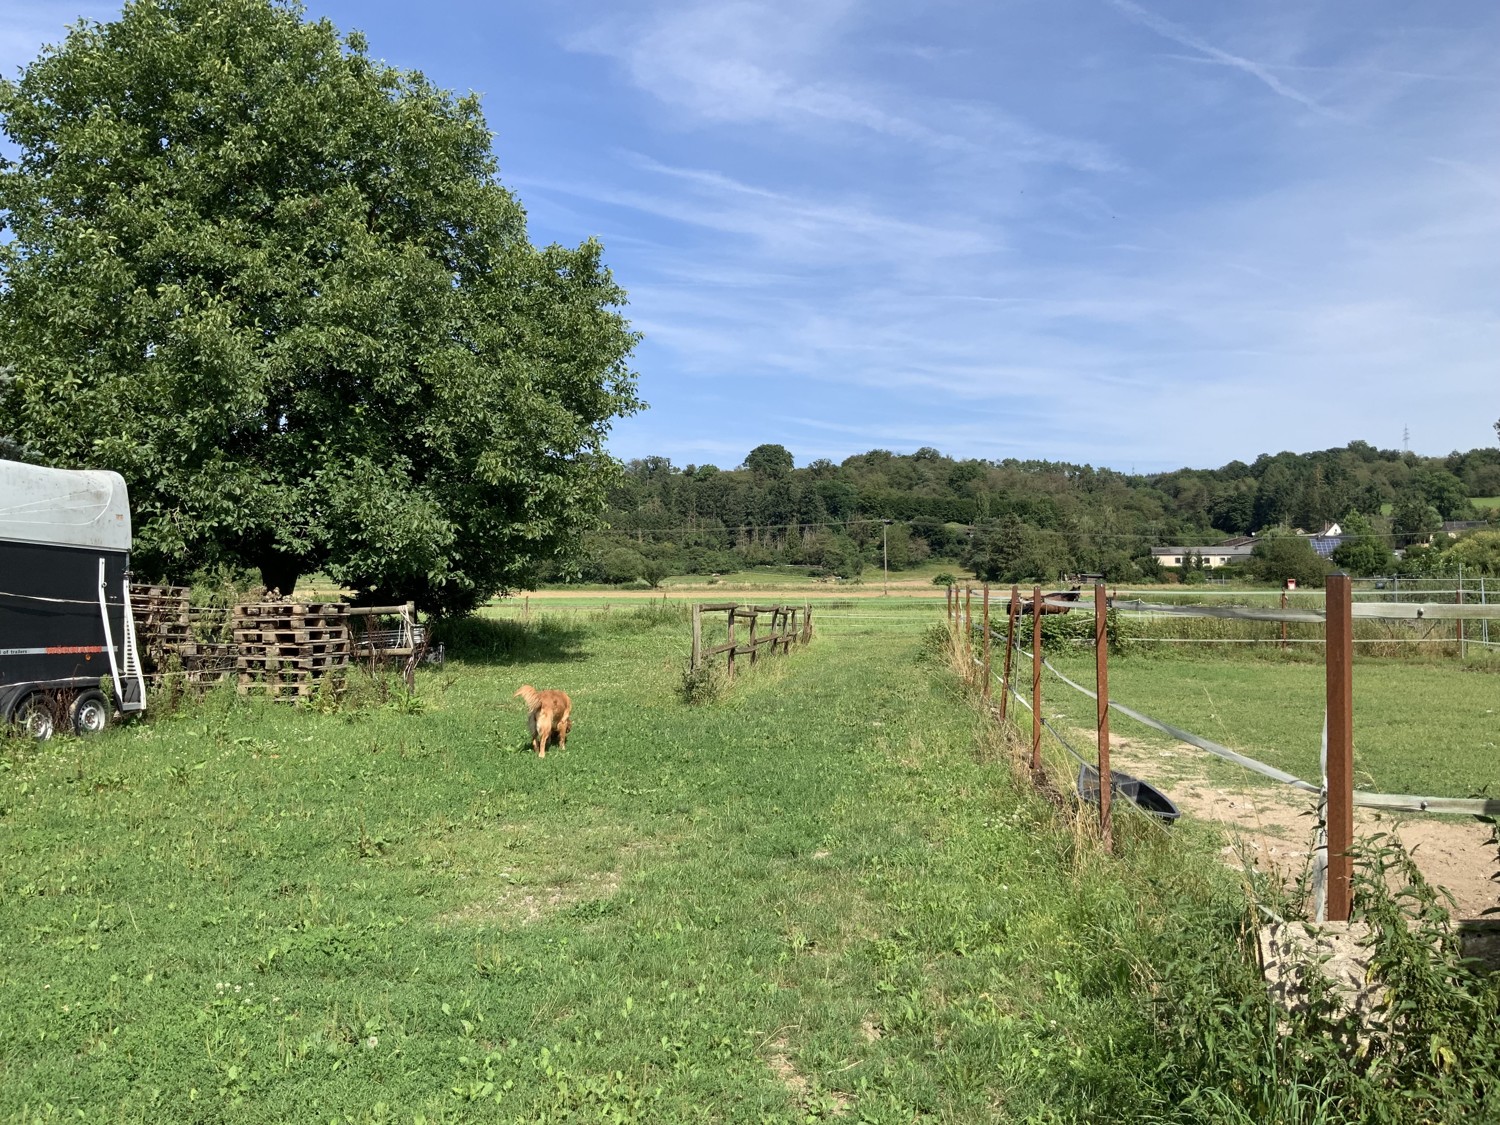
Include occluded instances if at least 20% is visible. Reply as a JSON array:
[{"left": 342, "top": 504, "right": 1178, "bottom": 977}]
[{"left": 0, "top": 459, "right": 132, "bottom": 551}]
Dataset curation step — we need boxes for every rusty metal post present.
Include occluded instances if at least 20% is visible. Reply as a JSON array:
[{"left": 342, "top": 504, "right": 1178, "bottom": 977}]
[
  {"left": 1031, "top": 585, "right": 1043, "bottom": 773},
  {"left": 964, "top": 583, "right": 973, "bottom": 637},
  {"left": 1280, "top": 589, "right": 1288, "bottom": 650},
  {"left": 981, "top": 584, "right": 992, "bottom": 702},
  {"left": 946, "top": 584, "right": 952, "bottom": 622},
  {"left": 1095, "top": 583, "right": 1112, "bottom": 853},
  {"left": 1325, "top": 573, "right": 1354, "bottom": 922},
  {"left": 999, "top": 585, "right": 1018, "bottom": 725}
]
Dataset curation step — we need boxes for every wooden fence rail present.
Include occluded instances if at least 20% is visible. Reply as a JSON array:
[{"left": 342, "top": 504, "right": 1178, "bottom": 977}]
[{"left": 691, "top": 602, "right": 813, "bottom": 675}]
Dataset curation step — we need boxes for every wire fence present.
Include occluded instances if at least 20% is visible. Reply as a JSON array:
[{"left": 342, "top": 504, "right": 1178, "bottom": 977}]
[{"left": 944, "top": 581, "right": 1500, "bottom": 920}]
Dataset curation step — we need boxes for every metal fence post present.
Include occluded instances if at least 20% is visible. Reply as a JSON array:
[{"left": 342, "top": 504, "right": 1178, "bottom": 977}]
[
  {"left": 999, "top": 585, "right": 1018, "bottom": 725},
  {"left": 1031, "top": 585, "right": 1043, "bottom": 773},
  {"left": 1325, "top": 574, "right": 1354, "bottom": 923},
  {"left": 1458, "top": 564, "right": 1466, "bottom": 661},
  {"left": 1483, "top": 577, "right": 1490, "bottom": 648},
  {"left": 981, "top": 584, "right": 991, "bottom": 701},
  {"left": 691, "top": 603, "right": 702, "bottom": 670},
  {"left": 1095, "top": 582, "right": 1112, "bottom": 852}
]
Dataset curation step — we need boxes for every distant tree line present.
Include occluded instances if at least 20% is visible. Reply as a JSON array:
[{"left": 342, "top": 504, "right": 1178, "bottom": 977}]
[{"left": 561, "top": 440, "right": 1500, "bottom": 586}]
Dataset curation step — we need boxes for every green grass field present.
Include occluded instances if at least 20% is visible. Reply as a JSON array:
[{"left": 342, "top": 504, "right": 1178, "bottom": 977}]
[
  {"left": 1474, "top": 497, "right": 1500, "bottom": 511},
  {"left": 5, "top": 603, "right": 1497, "bottom": 1122},
  {"left": 1041, "top": 650, "right": 1499, "bottom": 798},
  {"left": 2, "top": 603, "right": 1256, "bottom": 1123}
]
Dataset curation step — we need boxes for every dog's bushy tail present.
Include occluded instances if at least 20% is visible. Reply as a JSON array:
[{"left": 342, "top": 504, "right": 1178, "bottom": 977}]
[{"left": 514, "top": 684, "right": 540, "bottom": 710}]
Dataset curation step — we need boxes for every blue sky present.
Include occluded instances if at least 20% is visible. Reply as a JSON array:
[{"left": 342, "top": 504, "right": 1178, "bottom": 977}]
[{"left": 4, "top": 1, "right": 1499, "bottom": 472}]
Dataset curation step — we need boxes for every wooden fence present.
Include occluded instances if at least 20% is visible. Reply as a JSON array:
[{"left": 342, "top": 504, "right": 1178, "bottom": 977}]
[{"left": 690, "top": 602, "right": 813, "bottom": 674}]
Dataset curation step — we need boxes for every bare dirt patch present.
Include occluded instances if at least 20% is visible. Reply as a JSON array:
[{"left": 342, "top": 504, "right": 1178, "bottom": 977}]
[
  {"left": 441, "top": 868, "right": 622, "bottom": 926},
  {"left": 763, "top": 1034, "right": 852, "bottom": 1117},
  {"left": 764, "top": 1035, "right": 808, "bottom": 1099},
  {"left": 429, "top": 829, "right": 659, "bottom": 928},
  {"left": 1105, "top": 736, "right": 1500, "bottom": 921}
]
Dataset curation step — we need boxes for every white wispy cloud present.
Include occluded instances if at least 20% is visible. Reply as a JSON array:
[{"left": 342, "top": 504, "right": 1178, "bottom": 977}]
[
  {"left": 566, "top": 0, "right": 1120, "bottom": 173},
  {"left": 515, "top": 158, "right": 998, "bottom": 268},
  {"left": 1103, "top": 0, "right": 1340, "bottom": 119}
]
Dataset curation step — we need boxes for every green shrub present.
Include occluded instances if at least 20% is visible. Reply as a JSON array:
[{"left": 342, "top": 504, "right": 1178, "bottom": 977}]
[{"left": 678, "top": 661, "right": 725, "bottom": 705}]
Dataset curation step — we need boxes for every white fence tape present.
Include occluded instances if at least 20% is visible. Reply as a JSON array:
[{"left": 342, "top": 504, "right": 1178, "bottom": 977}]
[{"left": 980, "top": 615, "right": 1498, "bottom": 818}]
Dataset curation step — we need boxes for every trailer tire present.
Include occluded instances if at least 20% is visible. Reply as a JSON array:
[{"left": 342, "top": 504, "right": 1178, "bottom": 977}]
[
  {"left": 71, "top": 690, "right": 111, "bottom": 736},
  {"left": 12, "top": 692, "right": 58, "bottom": 741}
]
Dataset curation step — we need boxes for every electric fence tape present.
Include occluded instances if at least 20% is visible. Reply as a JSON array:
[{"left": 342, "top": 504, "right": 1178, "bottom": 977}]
[{"left": 1011, "top": 638, "right": 1500, "bottom": 818}]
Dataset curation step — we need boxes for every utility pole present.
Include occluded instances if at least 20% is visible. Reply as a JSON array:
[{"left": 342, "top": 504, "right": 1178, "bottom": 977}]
[{"left": 881, "top": 519, "right": 892, "bottom": 596}]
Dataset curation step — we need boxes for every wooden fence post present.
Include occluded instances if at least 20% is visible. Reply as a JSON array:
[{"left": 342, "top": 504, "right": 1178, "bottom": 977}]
[
  {"left": 981, "top": 584, "right": 991, "bottom": 702},
  {"left": 1095, "top": 582, "right": 1112, "bottom": 853},
  {"left": 964, "top": 584, "right": 973, "bottom": 640},
  {"left": 726, "top": 607, "right": 737, "bottom": 678},
  {"left": 691, "top": 603, "right": 702, "bottom": 670},
  {"left": 748, "top": 610, "right": 759, "bottom": 664},
  {"left": 1325, "top": 574, "right": 1354, "bottom": 922},
  {"left": 1031, "top": 585, "right": 1043, "bottom": 773},
  {"left": 946, "top": 585, "right": 953, "bottom": 622},
  {"left": 999, "top": 584, "right": 1018, "bottom": 725}
]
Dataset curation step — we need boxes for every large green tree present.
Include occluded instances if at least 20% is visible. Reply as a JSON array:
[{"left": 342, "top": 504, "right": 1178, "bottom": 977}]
[
  {"left": 0, "top": 0, "right": 640, "bottom": 614},
  {"left": 1250, "top": 532, "right": 1328, "bottom": 588},
  {"left": 1329, "top": 510, "right": 1395, "bottom": 577}
]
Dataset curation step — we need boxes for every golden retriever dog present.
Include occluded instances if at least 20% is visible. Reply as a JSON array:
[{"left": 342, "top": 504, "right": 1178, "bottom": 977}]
[{"left": 514, "top": 685, "right": 572, "bottom": 758}]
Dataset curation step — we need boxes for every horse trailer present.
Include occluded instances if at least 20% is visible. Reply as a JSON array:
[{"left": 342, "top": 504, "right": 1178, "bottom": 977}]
[{"left": 0, "top": 459, "right": 147, "bottom": 737}]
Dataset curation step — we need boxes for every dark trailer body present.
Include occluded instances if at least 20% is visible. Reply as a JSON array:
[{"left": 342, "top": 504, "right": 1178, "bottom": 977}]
[{"left": 0, "top": 459, "right": 146, "bottom": 736}]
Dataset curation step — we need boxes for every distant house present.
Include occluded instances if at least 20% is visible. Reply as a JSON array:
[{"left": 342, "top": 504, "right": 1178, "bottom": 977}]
[
  {"left": 1308, "top": 535, "right": 1344, "bottom": 559},
  {"left": 1150, "top": 536, "right": 1256, "bottom": 569},
  {"left": 1441, "top": 520, "right": 1486, "bottom": 537}
]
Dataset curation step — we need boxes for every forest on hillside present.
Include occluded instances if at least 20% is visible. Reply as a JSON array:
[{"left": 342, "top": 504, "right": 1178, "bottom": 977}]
[{"left": 562, "top": 439, "right": 1500, "bottom": 586}]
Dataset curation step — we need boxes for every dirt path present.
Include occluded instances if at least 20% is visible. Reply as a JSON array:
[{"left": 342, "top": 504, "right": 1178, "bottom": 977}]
[{"left": 1105, "top": 736, "right": 1499, "bottom": 921}]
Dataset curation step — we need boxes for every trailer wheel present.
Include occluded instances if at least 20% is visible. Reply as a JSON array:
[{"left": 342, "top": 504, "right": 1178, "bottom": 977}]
[
  {"left": 71, "top": 690, "right": 111, "bottom": 736},
  {"left": 12, "top": 692, "right": 58, "bottom": 741}
]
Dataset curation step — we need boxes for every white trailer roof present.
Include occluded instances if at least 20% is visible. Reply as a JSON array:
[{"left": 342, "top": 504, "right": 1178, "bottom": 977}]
[{"left": 0, "top": 459, "right": 132, "bottom": 551}]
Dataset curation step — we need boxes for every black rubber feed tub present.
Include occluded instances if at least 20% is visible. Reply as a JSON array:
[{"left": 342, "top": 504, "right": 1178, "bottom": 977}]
[{"left": 1077, "top": 764, "right": 1182, "bottom": 824}]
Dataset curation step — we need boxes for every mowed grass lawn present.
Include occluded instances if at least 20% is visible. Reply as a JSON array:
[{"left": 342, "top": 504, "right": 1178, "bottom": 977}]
[{"left": 0, "top": 607, "right": 1251, "bottom": 1124}]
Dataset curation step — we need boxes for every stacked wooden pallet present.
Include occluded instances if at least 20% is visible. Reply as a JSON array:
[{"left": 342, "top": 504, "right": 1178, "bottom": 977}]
[
  {"left": 233, "top": 602, "right": 350, "bottom": 702},
  {"left": 175, "top": 641, "right": 239, "bottom": 686},
  {"left": 129, "top": 584, "right": 192, "bottom": 680}
]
